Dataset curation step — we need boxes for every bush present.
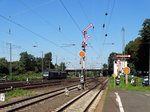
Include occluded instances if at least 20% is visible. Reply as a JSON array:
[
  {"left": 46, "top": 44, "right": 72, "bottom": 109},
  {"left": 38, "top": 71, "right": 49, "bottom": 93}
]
[
  {"left": 67, "top": 74, "right": 77, "bottom": 78},
  {"left": 5, "top": 88, "right": 28, "bottom": 97},
  {"left": 3, "top": 72, "right": 42, "bottom": 80},
  {"left": 109, "top": 75, "right": 150, "bottom": 91}
]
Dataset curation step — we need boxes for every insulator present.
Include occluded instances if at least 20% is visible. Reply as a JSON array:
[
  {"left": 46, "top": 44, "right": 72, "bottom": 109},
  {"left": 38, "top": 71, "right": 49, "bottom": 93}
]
[
  {"left": 93, "top": 26, "right": 94, "bottom": 30},
  {"left": 103, "top": 24, "right": 105, "bottom": 28},
  {"left": 105, "top": 13, "right": 108, "bottom": 16},
  {"left": 59, "top": 25, "right": 61, "bottom": 32},
  {"left": 105, "top": 34, "right": 108, "bottom": 37}
]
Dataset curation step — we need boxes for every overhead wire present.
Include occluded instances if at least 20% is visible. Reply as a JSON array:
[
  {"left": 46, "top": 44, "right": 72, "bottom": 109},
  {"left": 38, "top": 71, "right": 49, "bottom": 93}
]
[
  {"left": 78, "top": 0, "right": 91, "bottom": 24},
  {"left": 101, "top": 0, "right": 116, "bottom": 65},
  {"left": 59, "top": 0, "right": 82, "bottom": 33},
  {"left": 17, "top": 0, "right": 74, "bottom": 44},
  {"left": 17, "top": 0, "right": 83, "bottom": 66},
  {"left": 0, "top": 14, "right": 76, "bottom": 56},
  {"left": 11, "top": 0, "right": 56, "bottom": 17},
  {"left": 77, "top": 0, "right": 103, "bottom": 61},
  {"left": 103, "top": 0, "right": 110, "bottom": 31},
  {"left": 77, "top": 0, "right": 104, "bottom": 68},
  {"left": 107, "top": 0, "right": 116, "bottom": 31}
]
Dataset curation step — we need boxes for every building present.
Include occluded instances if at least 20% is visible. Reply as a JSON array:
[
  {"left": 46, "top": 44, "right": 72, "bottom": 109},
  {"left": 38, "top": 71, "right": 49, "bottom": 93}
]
[{"left": 113, "top": 60, "right": 128, "bottom": 76}]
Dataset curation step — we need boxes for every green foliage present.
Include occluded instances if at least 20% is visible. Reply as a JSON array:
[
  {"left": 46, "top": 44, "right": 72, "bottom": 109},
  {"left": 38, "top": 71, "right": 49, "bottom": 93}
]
[
  {"left": 1, "top": 72, "right": 42, "bottom": 80},
  {"left": 19, "top": 52, "right": 36, "bottom": 73},
  {"left": 123, "top": 19, "right": 150, "bottom": 72},
  {"left": 5, "top": 88, "right": 28, "bottom": 97},
  {"left": 67, "top": 74, "right": 77, "bottom": 78},
  {"left": 103, "top": 63, "right": 108, "bottom": 70},
  {"left": 86, "top": 72, "right": 99, "bottom": 77},
  {"left": 44, "top": 52, "right": 54, "bottom": 71},
  {"left": 5, "top": 88, "right": 35, "bottom": 102},
  {"left": 109, "top": 75, "right": 150, "bottom": 91},
  {"left": 0, "top": 51, "right": 59, "bottom": 80},
  {"left": 0, "top": 58, "right": 9, "bottom": 74},
  {"left": 104, "top": 89, "right": 109, "bottom": 105},
  {"left": 59, "top": 62, "right": 66, "bottom": 71}
]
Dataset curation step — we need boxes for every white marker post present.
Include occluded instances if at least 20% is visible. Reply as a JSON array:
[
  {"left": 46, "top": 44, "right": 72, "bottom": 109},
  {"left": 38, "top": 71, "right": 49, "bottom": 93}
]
[
  {"left": 0, "top": 93, "right": 5, "bottom": 101},
  {"left": 113, "top": 74, "right": 116, "bottom": 88}
]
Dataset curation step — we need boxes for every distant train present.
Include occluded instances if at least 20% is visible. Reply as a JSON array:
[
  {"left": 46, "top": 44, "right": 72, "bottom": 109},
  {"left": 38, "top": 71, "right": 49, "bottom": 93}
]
[{"left": 43, "top": 71, "right": 67, "bottom": 79}]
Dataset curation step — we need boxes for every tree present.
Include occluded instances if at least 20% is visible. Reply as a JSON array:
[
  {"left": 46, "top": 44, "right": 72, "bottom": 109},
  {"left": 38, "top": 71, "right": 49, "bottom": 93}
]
[
  {"left": 123, "top": 19, "right": 150, "bottom": 72},
  {"left": 59, "top": 62, "right": 66, "bottom": 71},
  {"left": 19, "top": 52, "right": 36, "bottom": 73},
  {"left": 124, "top": 37, "right": 142, "bottom": 71},
  {"left": 43, "top": 52, "right": 54, "bottom": 71},
  {"left": 12, "top": 61, "right": 20, "bottom": 75},
  {"left": 0, "top": 58, "right": 9, "bottom": 75},
  {"left": 139, "top": 19, "right": 150, "bottom": 40},
  {"left": 103, "top": 63, "right": 108, "bottom": 70},
  {"left": 138, "top": 19, "right": 150, "bottom": 71},
  {"left": 35, "top": 57, "right": 42, "bottom": 73}
]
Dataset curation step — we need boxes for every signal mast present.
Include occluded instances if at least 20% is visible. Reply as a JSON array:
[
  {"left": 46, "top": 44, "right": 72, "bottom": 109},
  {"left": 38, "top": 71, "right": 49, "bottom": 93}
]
[{"left": 79, "top": 24, "right": 93, "bottom": 89}]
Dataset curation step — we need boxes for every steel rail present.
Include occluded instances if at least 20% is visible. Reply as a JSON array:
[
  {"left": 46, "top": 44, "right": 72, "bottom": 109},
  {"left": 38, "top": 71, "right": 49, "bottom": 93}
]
[
  {"left": 0, "top": 78, "right": 86, "bottom": 93},
  {"left": 56, "top": 78, "right": 108, "bottom": 112},
  {"left": 0, "top": 78, "right": 94, "bottom": 111},
  {"left": 83, "top": 79, "right": 109, "bottom": 112},
  {"left": 7, "top": 87, "right": 77, "bottom": 112},
  {"left": 0, "top": 84, "right": 78, "bottom": 109}
]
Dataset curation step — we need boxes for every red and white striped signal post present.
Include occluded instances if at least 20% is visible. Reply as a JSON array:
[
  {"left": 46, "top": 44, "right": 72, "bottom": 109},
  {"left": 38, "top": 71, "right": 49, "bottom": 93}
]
[{"left": 79, "top": 24, "right": 93, "bottom": 89}]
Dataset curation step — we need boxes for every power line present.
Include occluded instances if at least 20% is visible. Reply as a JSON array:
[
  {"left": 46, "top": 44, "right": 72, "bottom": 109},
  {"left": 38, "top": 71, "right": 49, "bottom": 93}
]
[
  {"left": 18, "top": 0, "right": 76, "bottom": 45},
  {"left": 78, "top": 0, "right": 91, "bottom": 24},
  {"left": 0, "top": 14, "right": 75, "bottom": 56},
  {"left": 106, "top": 0, "right": 116, "bottom": 31},
  {"left": 59, "top": 0, "right": 82, "bottom": 33},
  {"left": 12, "top": 0, "right": 56, "bottom": 17}
]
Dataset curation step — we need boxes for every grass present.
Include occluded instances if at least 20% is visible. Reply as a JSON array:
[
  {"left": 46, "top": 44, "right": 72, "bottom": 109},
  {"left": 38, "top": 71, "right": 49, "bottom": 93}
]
[
  {"left": 67, "top": 74, "right": 77, "bottom": 78},
  {"left": 104, "top": 88, "right": 109, "bottom": 105},
  {"left": 109, "top": 75, "right": 150, "bottom": 91},
  {"left": 0, "top": 72, "right": 43, "bottom": 80},
  {"left": 5, "top": 88, "right": 35, "bottom": 102}
]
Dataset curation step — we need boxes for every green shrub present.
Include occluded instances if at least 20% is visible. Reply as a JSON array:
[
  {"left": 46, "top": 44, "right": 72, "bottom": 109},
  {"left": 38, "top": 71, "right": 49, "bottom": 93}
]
[
  {"left": 5, "top": 88, "right": 28, "bottom": 97},
  {"left": 2, "top": 72, "right": 42, "bottom": 80},
  {"left": 109, "top": 75, "right": 150, "bottom": 91},
  {"left": 67, "top": 74, "right": 77, "bottom": 78}
]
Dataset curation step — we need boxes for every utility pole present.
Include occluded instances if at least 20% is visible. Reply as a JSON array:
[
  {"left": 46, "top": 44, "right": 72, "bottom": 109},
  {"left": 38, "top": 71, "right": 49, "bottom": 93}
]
[
  {"left": 122, "top": 27, "right": 125, "bottom": 75},
  {"left": 122, "top": 27, "right": 125, "bottom": 54},
  {"left": 7, "top": 43, "right": 12, "bottom": 80},
  {"left": 149, "top": 39, "right": 150, "bottom": 86},
  {"left": 41, "top": 51, "right": 44, "bottom": 74},
  {"left": 56, "top": 56, "right": 57, "bottom": 71}
]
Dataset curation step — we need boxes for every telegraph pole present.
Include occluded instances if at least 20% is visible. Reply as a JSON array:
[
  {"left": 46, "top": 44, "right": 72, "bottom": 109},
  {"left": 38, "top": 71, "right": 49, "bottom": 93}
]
[
  {"left": 41, "top": 51, "right": 44, "bottom": 74},
  {"left": 149, "top": 39, "right": 150, "bottom": 85},
  {"left": 7, "top": 43, "right": 12, "bottom": 80},
  {"left": 56, "top": 56, "right": 57, "bottom": 71},
  {"left": 122, "top": 27, "right": 125, "bottom": 75},
  {"left": 122, "top": 27, "right": 125, "bottom": 54}
]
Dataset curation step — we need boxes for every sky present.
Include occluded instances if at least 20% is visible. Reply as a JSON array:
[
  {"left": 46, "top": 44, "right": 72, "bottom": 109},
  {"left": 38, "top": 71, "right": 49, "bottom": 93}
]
[{"left": 0, "top": 0, "right": 150, "bottom": 69}]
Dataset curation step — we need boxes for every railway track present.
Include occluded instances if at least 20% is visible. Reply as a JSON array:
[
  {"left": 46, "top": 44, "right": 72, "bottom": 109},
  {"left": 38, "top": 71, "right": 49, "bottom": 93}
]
[
  {"left": 0, "top": 78, "right": 96, "bottom": 112},
  {"left": 0, "top": 84, "right": 79, "bottom": 112},
  {"left": 55, "top": 78, "right": 109, "bottom": 112},
  {"left": 0, "top": 78, "right": 86, "bottom": 93}
]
